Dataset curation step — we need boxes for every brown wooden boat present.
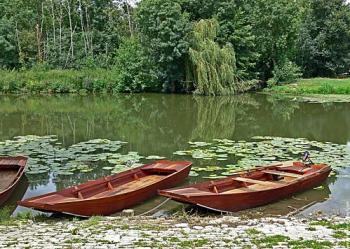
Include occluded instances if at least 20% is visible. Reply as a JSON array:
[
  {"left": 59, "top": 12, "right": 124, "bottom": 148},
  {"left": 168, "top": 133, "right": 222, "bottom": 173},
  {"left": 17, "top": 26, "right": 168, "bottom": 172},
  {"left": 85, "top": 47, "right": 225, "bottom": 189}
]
[
  {"left": 159, "top": 161, "right": 331, "bottom": 212},
  {"left": 18, "top": 160, "right": 192, "bottom": 216},
  {"left": 0, "top": 156, "right": 28, "bottom": 206}
]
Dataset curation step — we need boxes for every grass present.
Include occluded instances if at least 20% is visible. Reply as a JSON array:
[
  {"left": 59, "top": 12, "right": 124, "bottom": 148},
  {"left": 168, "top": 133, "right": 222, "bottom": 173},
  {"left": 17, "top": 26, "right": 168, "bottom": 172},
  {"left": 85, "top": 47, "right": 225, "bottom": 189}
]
[
  {"left": 266, "top": 77, "right": 350, "bottom": 95},
  {"left": 310, "top": 220, "right": 350, "bottom": 231},
  {"left": 253, "top": 235, "right": 335, "bottom": 249},
  {"left": 332, "top": 231, "right": 348, "bottom": 239},
  {"left": 253, "top": 235, "right": 289, "bottom": 248},
  {"left": 0, "top": 207, "right": 12, "bottom": 224},
  {"left": 82, "top": 216, "right": 104, "bottom": 228},
  {"left": 288, "top": 239, "right": 333, "bottom": 249},
  {"left": 245, "top": 228, "right": 262, "bottom": 236}
]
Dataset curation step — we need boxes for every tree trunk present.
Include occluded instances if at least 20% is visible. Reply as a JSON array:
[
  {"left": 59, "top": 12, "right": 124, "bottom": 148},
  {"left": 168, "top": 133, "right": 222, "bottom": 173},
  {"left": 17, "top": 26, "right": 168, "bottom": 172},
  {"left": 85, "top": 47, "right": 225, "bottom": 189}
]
[
  {"left": 78, "top": 0, "right": 87, "bottom": 56},
  {"left": 67, "top": 0, "right": 74, "bottom": 58},
  {"left": 125, "top": 0, "right": 133, "bottom": 36},
  {"left": 51, "top": 0, "right": 56, "bottom": 47},
  {"left": 36, "top": 24, "right": 43, "bottom": 63}
]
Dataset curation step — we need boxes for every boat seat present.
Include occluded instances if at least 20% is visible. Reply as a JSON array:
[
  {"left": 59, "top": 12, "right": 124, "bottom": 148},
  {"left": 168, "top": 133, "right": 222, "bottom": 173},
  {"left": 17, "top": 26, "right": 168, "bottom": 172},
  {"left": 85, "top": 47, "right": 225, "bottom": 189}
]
[
  {"left": 223, "top": 187, "right": 254, "bottom": 194},
  {"left": 233, "top": 177, "right": 284, "bottom": 186},
  {"left": 91, "top": 175, "right": 165, "bottom": 198},
  {"left": 262, "top": 170, "right": 303, "bottom": 178},
  {"left": 277, "top": 166, "right": 311, "bottom": 174},
  {"left": 223, "top": 182, "right": 277, "bottom": 193}
]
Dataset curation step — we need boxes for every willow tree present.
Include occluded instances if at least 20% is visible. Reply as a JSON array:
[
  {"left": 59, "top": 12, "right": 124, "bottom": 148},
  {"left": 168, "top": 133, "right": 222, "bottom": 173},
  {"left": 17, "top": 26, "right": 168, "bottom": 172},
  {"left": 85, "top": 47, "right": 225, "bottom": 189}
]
[{"left": 189, "top": 19, "right": 240, "bottom": 95}]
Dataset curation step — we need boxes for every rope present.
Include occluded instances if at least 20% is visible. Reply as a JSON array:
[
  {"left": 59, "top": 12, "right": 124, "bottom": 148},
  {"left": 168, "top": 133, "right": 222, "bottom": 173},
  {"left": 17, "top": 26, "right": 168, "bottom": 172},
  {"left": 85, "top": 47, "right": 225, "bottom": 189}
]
[
  {"left": 287, "top": 201, "right": 316, "bottom": 217},
  {"left": 137, "top": 198, "right": 171, "bottom": 217}
]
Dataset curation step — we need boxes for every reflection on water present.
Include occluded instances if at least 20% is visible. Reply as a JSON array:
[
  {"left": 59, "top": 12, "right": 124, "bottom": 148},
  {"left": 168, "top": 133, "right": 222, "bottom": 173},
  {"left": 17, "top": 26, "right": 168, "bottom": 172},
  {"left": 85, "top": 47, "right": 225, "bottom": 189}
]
[{"left": 0, "top": 93, "right": 350, "bottom": 216}]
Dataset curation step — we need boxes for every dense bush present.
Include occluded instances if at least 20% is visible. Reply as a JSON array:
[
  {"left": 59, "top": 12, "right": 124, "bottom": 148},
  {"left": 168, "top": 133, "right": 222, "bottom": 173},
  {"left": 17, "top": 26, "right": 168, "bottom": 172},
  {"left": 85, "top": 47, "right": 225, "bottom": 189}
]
[
  {"left": 0, "top": 69, "right": 118, "bottom": 94},
  {"left": 267, "top": 60, "right": 302, "bottom": 87},
  {"left": 113, "top": 38, "right": 160, "bottom": 93}
]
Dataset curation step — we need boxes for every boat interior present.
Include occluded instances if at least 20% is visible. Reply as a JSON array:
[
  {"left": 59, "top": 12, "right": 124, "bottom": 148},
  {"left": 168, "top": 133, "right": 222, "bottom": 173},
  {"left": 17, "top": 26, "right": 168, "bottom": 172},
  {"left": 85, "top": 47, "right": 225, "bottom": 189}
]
[
  {"left": 26, "top": 162, "right": 183, "bottom": 203},
  {"left": 168, "top": 163, "right": 326, "bottom": 196},
  {"left": 0, "top": 164, "right": 21, "bottom": 192}
]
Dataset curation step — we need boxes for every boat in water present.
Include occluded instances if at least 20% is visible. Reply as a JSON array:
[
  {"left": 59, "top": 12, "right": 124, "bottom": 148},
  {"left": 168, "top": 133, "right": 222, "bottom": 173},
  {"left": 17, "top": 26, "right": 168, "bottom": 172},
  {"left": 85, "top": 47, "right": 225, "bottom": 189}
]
[
  {"left": 18, "top": 160, "right": 192, "bottom": 216},
  {"left": 0, "top": 156, "right": 28, "bottom": 206},
  {"left": 159, "top": 161, "right": 331, "bottom": 212}
]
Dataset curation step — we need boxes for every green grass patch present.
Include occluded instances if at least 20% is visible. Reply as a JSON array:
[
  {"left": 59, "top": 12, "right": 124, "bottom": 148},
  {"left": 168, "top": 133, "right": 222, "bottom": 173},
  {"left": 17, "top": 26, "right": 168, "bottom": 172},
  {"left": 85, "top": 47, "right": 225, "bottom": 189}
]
[
  {"left": 332, "top": 230, "right": 349, "bottom": 239},
  {"left": 288, "top": 239, "right": 333, "bottom": 249},
  {"left": 253, "top": 235, "right": 289, "bottom": 248},
  {"left": 266, "top": 78, "right": 350, "bottom": 95},
  {"left": 245, "top": 228, "right": 263, "bottom": 236},
  {"left": 82, "top": 216, "right": 104, "bottom": 228},
  {"left": 339, "top": 241, "right": 350, "bottom": 248},
  {"left": 310, "top": 220, "right": 350, "bottom": 231},
  {"left": 178, "top": 239, "right": 209, "bottom": 247},
  {"left": 0, "top": 206, "right": 13, "bottom": 224}
]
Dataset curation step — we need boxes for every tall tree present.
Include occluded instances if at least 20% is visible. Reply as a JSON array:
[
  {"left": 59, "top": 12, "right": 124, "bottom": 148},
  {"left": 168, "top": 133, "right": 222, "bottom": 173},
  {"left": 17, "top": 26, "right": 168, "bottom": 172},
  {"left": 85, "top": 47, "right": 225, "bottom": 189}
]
[
  {"left": 249, "top": 0, "right": 302, "bottom": 80},
  {"left": 297, "top": 0, "right": 350, "bottom": 77},
  {"left": 216, "top": 0, "right": 259, "bottom": 80},
  {"left": 136, "top": 0, "right": 191, "bottom": 91},
  {"left": 189, "top": 19, "right": 238, "bottom": 95}
]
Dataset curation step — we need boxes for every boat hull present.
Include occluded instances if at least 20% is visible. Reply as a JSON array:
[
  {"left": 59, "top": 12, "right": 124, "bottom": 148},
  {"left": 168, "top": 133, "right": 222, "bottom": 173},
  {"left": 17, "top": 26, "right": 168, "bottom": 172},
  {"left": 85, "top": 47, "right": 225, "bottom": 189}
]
[
  {"left": 0, "top": 156, "right": 28, "bottom": 206},
  {"left": 159, "top": 163, "right": 331, "bottom": 212}
]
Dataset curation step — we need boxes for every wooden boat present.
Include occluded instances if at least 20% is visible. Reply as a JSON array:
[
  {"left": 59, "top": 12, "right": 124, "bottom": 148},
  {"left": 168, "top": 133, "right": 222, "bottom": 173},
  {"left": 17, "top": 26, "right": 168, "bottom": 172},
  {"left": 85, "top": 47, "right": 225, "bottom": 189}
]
[
  {"left": 159, "top": 161, "right": 331, "bottom": 212},
  {"left": 18, "top": 160, "right": 192, "bottom": 216},
  {"left": 0, "top": 156, "right": 28, "bottom": 206}
]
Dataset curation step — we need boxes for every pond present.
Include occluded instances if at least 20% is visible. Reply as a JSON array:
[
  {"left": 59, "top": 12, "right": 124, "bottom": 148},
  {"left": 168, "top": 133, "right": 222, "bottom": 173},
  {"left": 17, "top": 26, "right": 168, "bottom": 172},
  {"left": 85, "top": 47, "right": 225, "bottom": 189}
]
[{"left": 0, "top": 93, "right": 350, "bottom": 217}]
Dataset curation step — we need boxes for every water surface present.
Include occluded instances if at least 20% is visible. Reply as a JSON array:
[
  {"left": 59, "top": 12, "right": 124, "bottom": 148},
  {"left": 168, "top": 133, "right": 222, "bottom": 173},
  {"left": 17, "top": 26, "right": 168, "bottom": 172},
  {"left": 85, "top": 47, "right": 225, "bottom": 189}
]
[{"left": 1, "top": 93, "right": 349, "bottom": 217}]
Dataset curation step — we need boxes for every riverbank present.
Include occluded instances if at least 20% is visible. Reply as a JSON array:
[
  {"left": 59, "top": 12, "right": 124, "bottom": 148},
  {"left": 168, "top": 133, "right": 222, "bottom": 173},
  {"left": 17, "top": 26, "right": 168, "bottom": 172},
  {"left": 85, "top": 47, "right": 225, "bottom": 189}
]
[
  {"left": 2, "top": 69, "right": 350, "bottom": 97},
  {"left": 266, "top": 78, "right": 350, "bottom": 95},
  {"left": 0, "top": 215, "right": 349, "bottom": 248}
]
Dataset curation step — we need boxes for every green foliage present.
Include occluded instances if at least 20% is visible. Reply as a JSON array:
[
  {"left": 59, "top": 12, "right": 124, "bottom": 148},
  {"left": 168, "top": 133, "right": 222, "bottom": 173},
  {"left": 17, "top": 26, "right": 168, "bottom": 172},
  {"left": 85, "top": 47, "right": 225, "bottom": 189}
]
[
  {"left": 188, "top": 19, "right": 256, "bottom": 95},
  {"left": 296, "top": 0, "right": 350, "bottom": 77},
  {"left": 180, "top": 0, "right": 221, "bottom": 21},
  {"left": 0, "top": 69, "right": 118, "bottom": 94},
  {"left": 137, "top": 0, "right": 191, "bottom": 91},
  {"left": 1, "top": 0, "right": 350, "bottom": 93},
  {"left": 188, "top": 19, "right": 237, "bottom": 95},
  {"left": 216, "top": 0, "right": 259, "bottom": 79},
  {"left": 268, "top": 60, "right": 302, "bottom": 86},
  {"left": 113, "top": 38, "right": 160, "bottom": 92},
  {"left": 0, "top": 18, "right": 18, "bottom": 68},
  {"left": 249, "top": 0, "right": 302, "bottom": 79}
]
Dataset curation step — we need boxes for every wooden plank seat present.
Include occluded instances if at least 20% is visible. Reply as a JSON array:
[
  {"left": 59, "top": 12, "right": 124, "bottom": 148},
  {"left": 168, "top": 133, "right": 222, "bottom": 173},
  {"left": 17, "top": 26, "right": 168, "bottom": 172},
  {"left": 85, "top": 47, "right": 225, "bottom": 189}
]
[
  {"left": 262, "top": 170, "right": 303, "bottom": 178},
  {"left": 223, "top": 187, "right": 253, "bottom": 194},
  {"left": 91, "top": 175, "right": 165, "bottom": 198},
  {"left": 233, "top": 177, "right": 284, "bottom": 186},
  {"left": 223, "top": 183, "right": 275, "bottom": 194}
]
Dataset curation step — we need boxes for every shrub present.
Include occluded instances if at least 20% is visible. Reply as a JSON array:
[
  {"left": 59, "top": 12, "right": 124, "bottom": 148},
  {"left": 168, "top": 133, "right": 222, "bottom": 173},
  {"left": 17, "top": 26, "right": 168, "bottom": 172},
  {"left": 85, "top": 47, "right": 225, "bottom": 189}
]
[
  {"left": 268, "top": 60, "right": 302, "bottom": 87},
  {"left": 113, "top": 38, "right": 160, "bottom": 93}
]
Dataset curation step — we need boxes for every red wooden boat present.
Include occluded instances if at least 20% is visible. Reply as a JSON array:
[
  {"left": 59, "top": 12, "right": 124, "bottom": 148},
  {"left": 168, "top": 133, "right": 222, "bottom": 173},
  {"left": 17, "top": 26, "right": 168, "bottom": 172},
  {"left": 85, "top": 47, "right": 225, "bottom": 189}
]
[
  {"left": 0, "top": 156, "right": 28, "bottom": 206},
  {"left": 159, "top": 161, "right": 331, "bottom": 212},
  {"left": 18, "top": 160, "right": 192, "bottom": 216}
]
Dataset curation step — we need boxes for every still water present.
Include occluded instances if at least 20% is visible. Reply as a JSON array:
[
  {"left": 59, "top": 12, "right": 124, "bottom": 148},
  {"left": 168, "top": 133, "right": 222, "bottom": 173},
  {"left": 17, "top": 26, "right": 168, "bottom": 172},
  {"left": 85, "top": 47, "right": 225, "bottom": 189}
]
[{"left": 0, "top": 93, "right": 349, "bottom": 217}]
